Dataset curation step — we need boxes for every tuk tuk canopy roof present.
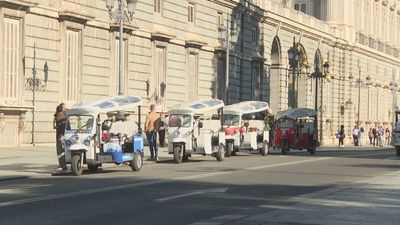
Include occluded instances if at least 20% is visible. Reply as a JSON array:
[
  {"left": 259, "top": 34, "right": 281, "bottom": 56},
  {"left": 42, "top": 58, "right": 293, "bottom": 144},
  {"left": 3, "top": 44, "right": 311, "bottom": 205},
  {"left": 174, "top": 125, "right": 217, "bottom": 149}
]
[
  {"left": 276, "top": 108, "right": 317, "bottom": 120},
  {"left": 167, "top": 99, "right": 224, "bottom": 115},
  {"left": 67, "top": 95, "right": 142, "bottom": 115},
  {"left": 223, "top": 101, "right": 269, "bottom": 115}
]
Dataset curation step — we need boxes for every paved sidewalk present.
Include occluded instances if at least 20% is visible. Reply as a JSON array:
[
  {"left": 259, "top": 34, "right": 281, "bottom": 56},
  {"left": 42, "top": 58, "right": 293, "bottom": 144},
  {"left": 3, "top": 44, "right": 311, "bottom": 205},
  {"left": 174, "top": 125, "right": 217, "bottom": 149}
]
[
  {"left": 227, "top": 169, "right": 400, "bottom": 225},
  {"left": 0, "top": 144, "right": 172, "bottom": 181}
]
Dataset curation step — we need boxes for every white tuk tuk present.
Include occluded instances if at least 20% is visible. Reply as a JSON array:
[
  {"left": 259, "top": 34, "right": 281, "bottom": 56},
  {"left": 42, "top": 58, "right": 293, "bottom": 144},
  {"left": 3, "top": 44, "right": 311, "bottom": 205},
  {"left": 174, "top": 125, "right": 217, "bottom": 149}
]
[
  {"left": 167, "top": 99, "right": 226, "bottom": 163},
  {"left": 393, "top": 109, "right": 400, "bottom": 156},
  {"left": 64, "top": 95, "right": 144, "bottom": 176},
  {"left": 222, "top": 101, "right": 270, "bottom": 156}
]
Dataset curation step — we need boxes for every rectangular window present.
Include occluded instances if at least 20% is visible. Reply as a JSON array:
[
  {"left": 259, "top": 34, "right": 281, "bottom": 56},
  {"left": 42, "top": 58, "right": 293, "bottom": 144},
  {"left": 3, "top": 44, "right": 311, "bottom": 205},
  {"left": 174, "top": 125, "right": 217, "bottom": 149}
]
[
  {"left": 188, "top": 3, "right": 195, "bottom": 23},
  {"left": 217, "top": 12, "right": 223, "bottom": 28},
  {"left": 154, "top": 0, "right": 162, "bottom": 14},
  {"left": 155, "top": 46, "right": 166, "bottom": 111},
  {"left": 251, "top": 27, "right": 258, "bottom": 44},
  {"left": 294, "top": 3, "right": 307, "bottom": 14},
  {"left": 188, "top": 53, "right": 199, "bottom": 101},
  {"left": 2, "top": 17, "right": 21, "bottom": 101},
  {"left": 66, "top": 30, "right": 80, "bottom": 102},
  {"left": 252, "top": 63, "right": 261, "bottom": 100},
  {"left": 217, "top": 58, "right": 225, "bottom": 100}
]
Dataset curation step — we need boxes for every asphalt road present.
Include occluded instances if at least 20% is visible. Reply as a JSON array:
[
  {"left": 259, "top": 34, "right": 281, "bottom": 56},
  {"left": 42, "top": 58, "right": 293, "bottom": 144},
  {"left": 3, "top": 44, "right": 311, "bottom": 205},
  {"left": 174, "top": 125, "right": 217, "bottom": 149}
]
[{"left": 0, "top": 148, "right": 398, "bottom": 225}]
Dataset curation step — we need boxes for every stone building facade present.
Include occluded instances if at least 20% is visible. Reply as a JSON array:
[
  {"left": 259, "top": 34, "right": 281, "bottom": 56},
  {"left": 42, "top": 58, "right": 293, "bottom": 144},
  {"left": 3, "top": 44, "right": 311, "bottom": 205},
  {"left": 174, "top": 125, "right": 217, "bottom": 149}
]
[{"left": 0, "top": 0, "right": 399, "bottom": 146}]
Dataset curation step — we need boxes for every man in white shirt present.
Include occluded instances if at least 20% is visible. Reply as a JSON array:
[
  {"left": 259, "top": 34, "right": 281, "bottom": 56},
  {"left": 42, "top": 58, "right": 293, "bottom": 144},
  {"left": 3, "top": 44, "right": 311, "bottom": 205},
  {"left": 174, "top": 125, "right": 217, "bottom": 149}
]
[{"left": 352, "top": 126, "right": 360, "bottom": 146}]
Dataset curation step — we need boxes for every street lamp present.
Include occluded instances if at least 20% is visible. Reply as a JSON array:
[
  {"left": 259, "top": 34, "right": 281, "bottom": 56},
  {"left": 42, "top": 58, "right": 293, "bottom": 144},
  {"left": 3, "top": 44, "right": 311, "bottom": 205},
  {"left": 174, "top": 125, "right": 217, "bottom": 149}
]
[
  {"left": 106, "top": 0, "right": 138, "bottom": 95},
  {"left": 349, "top": 68, "right": 371, "bottom": 128},
  {"left": 287, "top": 37, "right": 302, "bottom": 108},
  {"left": 25, "top": 44, "right": 48, "bottom": 145},
  {"left": 309, "top": 60, "right": 329, "bottom": 144},
  {"left": 218, "top": 16, "right": 239, "bottom": 103}
]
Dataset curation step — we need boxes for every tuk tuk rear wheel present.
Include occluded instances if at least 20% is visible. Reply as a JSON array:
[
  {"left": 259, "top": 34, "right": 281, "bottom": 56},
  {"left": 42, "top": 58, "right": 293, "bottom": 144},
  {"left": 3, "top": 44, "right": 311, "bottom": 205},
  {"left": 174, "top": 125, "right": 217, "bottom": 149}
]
[
  {"left": 173, "top": 145, "right": 183, "bottom": 164},
  {"left": 71, "top": 154, "right": 83, "bottom": 176},
  {"left": 130, "top": 152, "right": 143, "bottom": 171},
  {"left": 396, "top": 146, "right": 400, "bottom": 156},
  {"left": 226, "top": 142, "right": 233, "bottom": 157},
  {"left": 216, "top": 144, "right": 225, "bottom": 161},
  {"left": 260, "top": 141, "right": 269, "bottom": 156},
  {"left": 281, "top": 141, "right": 289, "bottom": 155},
  {"left": 309, "top": 141, "right": 317, "bottom": 155}
]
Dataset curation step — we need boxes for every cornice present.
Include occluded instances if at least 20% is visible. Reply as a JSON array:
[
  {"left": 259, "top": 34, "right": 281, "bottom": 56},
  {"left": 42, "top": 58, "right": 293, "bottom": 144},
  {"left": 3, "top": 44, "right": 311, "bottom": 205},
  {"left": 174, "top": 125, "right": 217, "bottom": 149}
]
[{"left": 0, "top": 0, "right": 37, "bottom": 11}]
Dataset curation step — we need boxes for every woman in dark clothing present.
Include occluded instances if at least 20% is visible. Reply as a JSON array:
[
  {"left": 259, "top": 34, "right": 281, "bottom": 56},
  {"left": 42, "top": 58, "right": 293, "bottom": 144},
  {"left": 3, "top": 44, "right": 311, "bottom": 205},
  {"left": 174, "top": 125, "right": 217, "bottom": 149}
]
[
  {"left": 338, "top": 124, "right": 345, "bottom": 148},
  {"left": 53, "top": 103, "right": 67, "bottom": 171}
]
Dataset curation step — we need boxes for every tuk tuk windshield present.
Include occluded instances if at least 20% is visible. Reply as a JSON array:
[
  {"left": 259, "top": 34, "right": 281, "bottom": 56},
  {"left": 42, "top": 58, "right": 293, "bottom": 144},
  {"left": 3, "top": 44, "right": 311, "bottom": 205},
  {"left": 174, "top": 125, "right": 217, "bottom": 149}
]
[
  {"left": 66, "top": 115, "right": 94, "bottom": 132},
  {"left": 168, "top": 114, "right": 192, "bottom": 127},
  {"left": 223, "top": 114, "right": 240, "bottom": 126},
  {"left": 277, "top": 118, "right": 294, "bottom": 128}
]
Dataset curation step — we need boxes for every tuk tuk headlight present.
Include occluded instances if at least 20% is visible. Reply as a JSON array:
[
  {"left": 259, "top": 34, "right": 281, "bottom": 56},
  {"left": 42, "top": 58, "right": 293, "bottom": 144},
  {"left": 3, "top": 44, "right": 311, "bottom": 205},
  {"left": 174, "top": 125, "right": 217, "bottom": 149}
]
[
  {"left": 83, "top": 139, "right": 90, "bottom": 146},
  {"left": 65, "top": 140, "right": 72, "bottom": 147},
  {"left": 175, "top": 130, "right": 181, "bottom": 138}
]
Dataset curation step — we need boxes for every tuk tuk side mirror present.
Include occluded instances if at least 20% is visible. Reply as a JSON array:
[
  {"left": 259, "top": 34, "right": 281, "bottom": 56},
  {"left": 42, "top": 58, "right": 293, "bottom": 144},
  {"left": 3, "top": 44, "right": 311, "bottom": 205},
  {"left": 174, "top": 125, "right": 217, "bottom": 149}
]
[{"left": 198, "top": 121, "right": 203, "bottom": 129}]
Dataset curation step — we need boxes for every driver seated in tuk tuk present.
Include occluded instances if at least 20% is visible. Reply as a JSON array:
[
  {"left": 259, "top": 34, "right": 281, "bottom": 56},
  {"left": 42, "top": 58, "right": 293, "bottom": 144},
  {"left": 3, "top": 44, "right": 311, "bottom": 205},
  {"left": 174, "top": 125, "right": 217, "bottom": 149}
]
[
  {"left": 295, "top": 119, "right": 304, "bottom": 142},
  {"left": 169, "top": 115, "right": 181, "bottom": 127}
]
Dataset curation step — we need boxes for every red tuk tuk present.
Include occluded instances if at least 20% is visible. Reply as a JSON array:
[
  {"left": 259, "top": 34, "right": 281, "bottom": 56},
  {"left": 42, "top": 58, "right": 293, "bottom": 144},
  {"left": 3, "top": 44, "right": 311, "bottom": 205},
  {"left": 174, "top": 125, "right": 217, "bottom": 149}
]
[{"left": 273, "top": 108, "right": 317, "bottom": 154}]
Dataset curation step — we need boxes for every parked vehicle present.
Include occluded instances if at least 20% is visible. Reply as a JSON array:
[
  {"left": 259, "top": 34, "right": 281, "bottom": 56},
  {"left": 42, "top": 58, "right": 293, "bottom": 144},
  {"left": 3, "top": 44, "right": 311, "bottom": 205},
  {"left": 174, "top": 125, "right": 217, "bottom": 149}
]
[
  {"left": 222, "top": 101, "right": 270, "bottom": 156},
  {"left": 64, "top": 95, "right": 144, "bottom": 176},
  {"left": 273, "top": 108, "right": 317, "bottom": 155},
  {"left": 393, "top": 109, "right": 400, "bottom": 156},
  {"left": 167, "top": 99, "right": 226, "bottom": 163}
]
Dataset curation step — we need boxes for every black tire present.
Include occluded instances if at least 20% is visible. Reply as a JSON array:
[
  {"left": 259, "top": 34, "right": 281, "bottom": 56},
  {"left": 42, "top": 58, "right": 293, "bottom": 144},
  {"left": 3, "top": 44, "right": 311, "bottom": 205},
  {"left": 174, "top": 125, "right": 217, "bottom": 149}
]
[
  {"left": 396, "top": 146, "right": 400, "bottom": 157},
  {"left": 281, "top": 140, "right": 289, "bottom": 155},
  {"left": 260, "top": 141, "right": 269, "bottom": 156},
  {"left": 173, "top": 145, "right": 183, "bottom": 164},
  {"left": 182, "top": 155, "right": 189, "bottom": 161},
  {"left": 87, "top": 164, "right": 99, "bottom": 172},
  {"left": 216, "top": 144, "right": 225, "bottom": 161},
  {"left": 226, "top": 142, "right": 233, "bottom": 157},
  {"left": 130, "top": 152, "right": 143, "bottom": 171},
  {"left": 309, "top": 140, "right": 317, "bottom": 155},
  {"left": 71, "top": 154, "right": 83, "bottom": 176}
]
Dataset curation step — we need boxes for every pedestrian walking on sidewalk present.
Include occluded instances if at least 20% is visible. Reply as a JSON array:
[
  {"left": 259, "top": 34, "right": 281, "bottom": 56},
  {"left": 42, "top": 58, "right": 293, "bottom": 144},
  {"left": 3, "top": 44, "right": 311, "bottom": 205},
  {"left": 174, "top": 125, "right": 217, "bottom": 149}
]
[
  {"left": 53, "top": 103, "right": 68, "bottom": 171},
  {"left": 372, "top": 126, "right": 377, "bottom": 146},
  {"left": 144, "top": 104, "right": 160, "bottom": 161},
  {"left": 368, "top": 128, "right": 373, "bottom": 145},
  {"left": 377, "top": 126, "right": 384, "bottom": 147},
  {"left": 352, "top": 126, "right": 359, "bottom": 146},
  {"left": 359, "top": 127, "right": 364, "bottom": 146},
  {"left": 385, "top": 127, "right": 391, "bottom": 146},
  {"left": 337, "top": 125, "right": 345, "bottom": 148},
  {"left": 158, "top": 113, "right": 167, "bottom": 147}
]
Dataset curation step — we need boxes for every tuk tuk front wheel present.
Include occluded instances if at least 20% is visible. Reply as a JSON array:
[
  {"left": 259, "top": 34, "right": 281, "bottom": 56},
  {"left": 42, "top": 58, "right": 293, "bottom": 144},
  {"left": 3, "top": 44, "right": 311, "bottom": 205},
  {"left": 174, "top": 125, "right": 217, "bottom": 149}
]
[
  {"left": 260, "top": 141, "right": 269, "bottom": 156},
  {"left": 396, "top": 146, "right": 400, "bottom": 156},
  {"left": 281, "top": 140, "right": 289, "bottom": 155},
  {"left": 173, "top": 145, "right": 183, "bottom": 164},
  {"left": 130, "top": 152, "right": 143, "bottom": 171},
  {"left": 226, "top": 142, "right": 233, "bottom": 157},
  {"left": 71, "top": 154, "right": 83, "bottom": 176},
  {"left": 216, "top": 144, "right": 225, "bottom": 161}
]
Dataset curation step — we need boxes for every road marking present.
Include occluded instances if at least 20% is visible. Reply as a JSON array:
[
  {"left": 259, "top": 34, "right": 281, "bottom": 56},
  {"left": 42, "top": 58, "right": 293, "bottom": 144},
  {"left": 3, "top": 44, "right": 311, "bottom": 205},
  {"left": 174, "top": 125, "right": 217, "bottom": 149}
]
[
  {"left": 246, "top": 157, "right": 332, "bottom": 171},
  {"left": 0, "top": 156, "right": 350, "bottom": 207},
  {"left": 155, "top": 187, "right": 228, "bottom": 202}
]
